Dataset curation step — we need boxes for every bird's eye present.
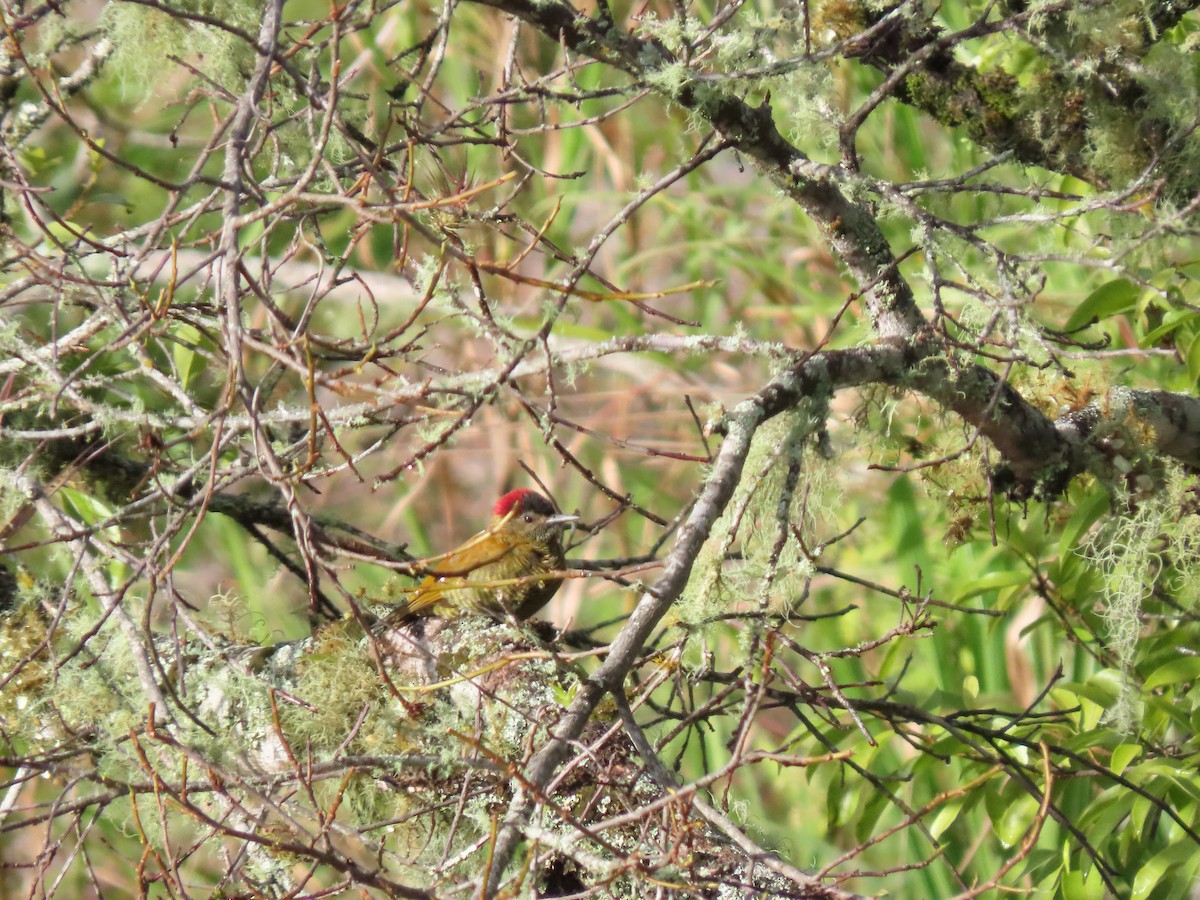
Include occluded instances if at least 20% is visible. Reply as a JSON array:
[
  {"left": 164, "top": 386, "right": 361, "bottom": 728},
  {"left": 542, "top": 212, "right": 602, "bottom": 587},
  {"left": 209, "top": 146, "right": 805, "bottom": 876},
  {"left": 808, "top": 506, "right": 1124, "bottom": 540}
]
[{"left": 523, "top": 514, "right": 533, "bottom": 523}]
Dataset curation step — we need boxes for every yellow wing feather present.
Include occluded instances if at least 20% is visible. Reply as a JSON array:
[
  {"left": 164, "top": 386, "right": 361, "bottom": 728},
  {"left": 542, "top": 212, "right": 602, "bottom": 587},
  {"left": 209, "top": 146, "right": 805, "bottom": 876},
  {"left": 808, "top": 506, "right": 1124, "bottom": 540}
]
[{"left": 392, "top": 528, "right": 521, "bottom": 617}]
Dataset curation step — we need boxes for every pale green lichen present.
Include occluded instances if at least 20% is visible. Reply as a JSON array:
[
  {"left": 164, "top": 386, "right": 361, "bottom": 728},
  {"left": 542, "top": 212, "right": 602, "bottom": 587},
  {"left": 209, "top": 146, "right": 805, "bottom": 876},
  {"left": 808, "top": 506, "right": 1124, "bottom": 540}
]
[
  {"left": 778, "top": 63, "right": 840, "bottom": 157},
  {"left": 641, "top": 60, "right": 692, "bottom": 101},
  {"left": 633, "top": 13, "right": 705, "bottom": 57},
  {"left": 2, "top": 580, "right": 736, "bottom": 888},
  {"left": 1081, "top": 465, "right": 1200, "bottom": 729},
  {"left": 275, "top": 622, "right": 391, "bottom": 753},
  {"left": 679, "top": 404, "right": 832, "bottom": 631},
  {"left": 98, "top": 1, "right": 260, "bottom": 104}
]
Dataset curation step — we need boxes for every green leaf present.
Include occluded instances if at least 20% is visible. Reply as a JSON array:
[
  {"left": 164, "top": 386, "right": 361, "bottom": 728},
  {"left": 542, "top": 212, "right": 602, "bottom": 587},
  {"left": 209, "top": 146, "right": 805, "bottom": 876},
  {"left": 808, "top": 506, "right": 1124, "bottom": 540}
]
[
  {"left": 1109, "top": 743, "right": 1142, "bottom": 775},
  {"left": 1058, "top": 482, "right": 1109, "bottom": 555},
  {"left": 855, "top": 789, "right": 890, "bottom": 843},
  {"left": 1132, "top": 839, "right": 1200, "bottom": 899},
  {"left": 953, "top": 569, "right": 1029, "bottom": 603},
  {"left": 87, "top": 191, "right": 134, "bottom": 210},
  {"left": 1061, "top": 867, "right": 1104, "bottom": 900},
  {"left": 1187, "top": 331, "right": 1200, "bottom": 386},
  {"left": 963, "top": 674, "right": 980, "bottom": 702},
  {"left": 57, "top": 487, "right": 126, "bottom": 583},
  {"left": 1079, "top": 696, "right": 1105, "bottom": 731},
  {"left": 825, "top": 774, "right": 844, "bottom": 832},
  {"left": 58, "top": 486, "right": 116, "bottom": 527},
  {"left": 172, "top": 323, "right": 205, "bottom": 390},
  {"left": 1065, "top": 279, "right": 1138, "bottom": 331},
  {"left": 929, "top": 797, "right": 964, "bottom": 839},
  {"left": 1076, "top": 785, "right": 1134, "bottom": 837},
  {"left": 1139, "top": 308, "right": 1195, "bottom": 348},
  {"left": 1055, "top": 671, "right": 1123, "bottom": 710},
  {"left": 1144, "top": 656, "right": 1200, "bottom": 691},
  {"left": 996, "top": 794, "right": 1039, "bottom": 847}
]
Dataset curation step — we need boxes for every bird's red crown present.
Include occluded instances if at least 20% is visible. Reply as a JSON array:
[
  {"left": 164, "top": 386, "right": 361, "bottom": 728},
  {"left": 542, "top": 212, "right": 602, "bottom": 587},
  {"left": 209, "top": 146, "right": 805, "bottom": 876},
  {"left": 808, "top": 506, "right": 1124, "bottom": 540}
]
[
  {"left": 493, "top": 488, "right": 536, "bottom": 517},
  {"left": 493, "top": 488, "right": 555, "bottom": 518}
]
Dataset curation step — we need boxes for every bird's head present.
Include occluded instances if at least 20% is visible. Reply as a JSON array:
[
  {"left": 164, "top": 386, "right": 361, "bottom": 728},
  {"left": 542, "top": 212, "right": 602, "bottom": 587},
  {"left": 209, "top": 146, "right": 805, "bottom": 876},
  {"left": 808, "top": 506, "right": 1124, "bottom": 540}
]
[{"left": 491, "top": 489, "right": 578, "bottom": 547}]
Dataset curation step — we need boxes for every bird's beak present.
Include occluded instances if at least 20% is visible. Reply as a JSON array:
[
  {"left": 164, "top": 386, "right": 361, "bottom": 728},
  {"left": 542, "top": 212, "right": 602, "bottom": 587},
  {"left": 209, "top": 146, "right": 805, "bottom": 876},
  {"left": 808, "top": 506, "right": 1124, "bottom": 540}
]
[{"left": 545, "top": 513, "right": 579, "bottom": 528}]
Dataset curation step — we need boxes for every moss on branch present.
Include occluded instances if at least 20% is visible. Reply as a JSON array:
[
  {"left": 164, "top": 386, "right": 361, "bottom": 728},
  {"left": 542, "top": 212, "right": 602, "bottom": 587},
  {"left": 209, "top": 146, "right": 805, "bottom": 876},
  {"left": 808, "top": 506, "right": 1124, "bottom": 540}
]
[{"left": 828, "top": 0, "right": 1200, "bottom": 196}]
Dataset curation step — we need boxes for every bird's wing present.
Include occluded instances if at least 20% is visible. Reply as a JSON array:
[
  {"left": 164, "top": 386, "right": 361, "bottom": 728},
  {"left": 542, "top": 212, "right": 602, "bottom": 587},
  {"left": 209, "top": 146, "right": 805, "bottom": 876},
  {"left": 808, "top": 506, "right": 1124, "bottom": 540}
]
[
  {"left": 424, "top": 530, "right": 514, "bottom": 576},
  {"left": 392, "top": 531, "right": 520, "bottom": 617}
]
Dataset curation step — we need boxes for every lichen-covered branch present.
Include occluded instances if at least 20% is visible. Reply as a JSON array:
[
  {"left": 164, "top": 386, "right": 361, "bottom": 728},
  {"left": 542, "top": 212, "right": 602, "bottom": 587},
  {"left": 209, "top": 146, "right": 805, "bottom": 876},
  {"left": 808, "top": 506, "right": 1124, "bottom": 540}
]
[
  {"left": 830, "top": 0, "right": 1200, "bottom": 195},
  {"left": 0, "top": 601, "right": 850, "bottom": 896}
]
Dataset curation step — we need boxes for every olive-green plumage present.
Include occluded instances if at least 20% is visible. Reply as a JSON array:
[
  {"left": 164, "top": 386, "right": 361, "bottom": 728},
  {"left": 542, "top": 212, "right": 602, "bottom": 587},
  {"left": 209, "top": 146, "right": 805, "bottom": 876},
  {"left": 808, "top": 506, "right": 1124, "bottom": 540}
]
[{"left": 389, "top": 490, "right": 576, "bottom": 622}]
